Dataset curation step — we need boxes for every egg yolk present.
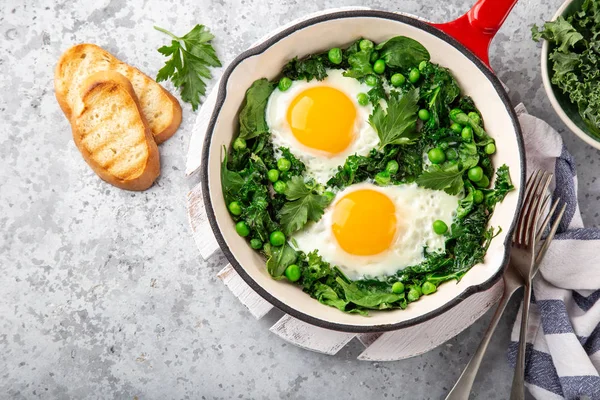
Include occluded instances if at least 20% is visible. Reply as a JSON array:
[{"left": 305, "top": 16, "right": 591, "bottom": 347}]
[
  {"left": 332, "top": 189, "right": 397, "bottom": 256},
  {"left": 286, "top": 86, "right": 356, "bottom": 154}
]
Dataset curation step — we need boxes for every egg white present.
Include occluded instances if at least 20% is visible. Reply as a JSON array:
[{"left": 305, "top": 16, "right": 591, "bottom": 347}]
[
  {"left": 290, "top": 182, "right": 460, "bottom": 280},
  {"left": 266, "top": 69, "right": 379, "bottom": 184}
]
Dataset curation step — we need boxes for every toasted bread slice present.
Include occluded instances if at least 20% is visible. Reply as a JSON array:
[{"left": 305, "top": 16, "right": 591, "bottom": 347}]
[
  {"left": 55, "top": 43, "right": 181, "bottom": 144},
  {"left": 71, "top": 71, "right": 160, "bottom": 191}
]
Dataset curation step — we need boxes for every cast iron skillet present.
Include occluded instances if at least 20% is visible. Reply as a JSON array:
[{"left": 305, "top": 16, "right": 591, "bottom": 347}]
[{"left": 201, "top": 0, "right": 525, "bottom": 333}]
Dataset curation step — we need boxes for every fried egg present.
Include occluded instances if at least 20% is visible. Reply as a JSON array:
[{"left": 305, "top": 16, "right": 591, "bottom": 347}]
[
  {"left": 291, "top": 182, "right": 460, "bottom": 280},
  {"left": 266, "top": 69, "right": 379, "bottom": 184}
]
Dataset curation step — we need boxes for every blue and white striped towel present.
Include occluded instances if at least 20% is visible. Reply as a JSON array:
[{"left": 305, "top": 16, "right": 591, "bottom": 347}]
[{"left": 507, "top": 104, "right": 600, "bottom": 400}]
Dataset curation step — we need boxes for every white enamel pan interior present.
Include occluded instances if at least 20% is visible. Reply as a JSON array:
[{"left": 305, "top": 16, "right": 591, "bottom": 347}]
[{"left": 202, "top": 10, "right": 525, "bottom": 333}]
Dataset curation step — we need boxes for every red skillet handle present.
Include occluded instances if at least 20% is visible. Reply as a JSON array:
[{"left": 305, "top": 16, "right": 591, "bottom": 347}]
[{"left": 430, "top": 0, "right": 519, "bottom": 69}]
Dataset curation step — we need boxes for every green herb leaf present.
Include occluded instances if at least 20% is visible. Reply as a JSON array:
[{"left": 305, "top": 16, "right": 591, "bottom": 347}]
[
  {"left": 155, "top": 25, "right": 221, "bottom": 111},
  {"left": 415, "top": 164, "right": 464, "bottom": 195},
  {"left": 369, "top": 88, "right": 420, "bottom": 149},
  {"left": 238, "top": 79, "right": 276, "bottom": 140},
  {"left": 278, "top": 176, "right": 328, "bottom": 235},
  {"left": 343, "top": 50, "right": 373, "bottom": 79},
  {"left": 336, "top": 278, "right": 402, "bottom": 309},
  {"left": 375, "top": 36, "right": 430, "bottom": 69}
]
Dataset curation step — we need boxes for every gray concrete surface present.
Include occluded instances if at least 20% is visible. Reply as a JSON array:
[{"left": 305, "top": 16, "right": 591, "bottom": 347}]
[{"left": 1, "top": 0, "right": 599, "bottom": 398}]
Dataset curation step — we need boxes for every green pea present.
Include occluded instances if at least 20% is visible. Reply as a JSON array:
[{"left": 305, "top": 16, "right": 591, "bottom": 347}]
[
  {"left": 390, "top": 73, "right": 405, "bottom": 87},
  {"left": 250, "top": 238, "right": 263, "bottom": 249},
  {"left": 427, "top": 147, "right": 446, "bottom": 164},
  {"left": 445, "top": 148, "right": 458, "bottom": 161},
  {"left": 485, "top": 143, "right": 496, "bottom": 155},
  {"left": 476, "top": 174, "right": 490, "bottom": 188},
  {"left": 450, "top": 123, "right": 463, "bottom": 134},
  {"left": 449, "top": 108, "right": 464, "bottom": 121},
  {"left": 357, "top": 93, "right": 369, "bottom": 106},
  {"left": 473, "top": 190, "right": 484, "bottom": 204},
  {"left": 422, "top": 281, "right": 437, "bottom": 295},
  {"left": 461, "top": 126, "right": 473, "bottom": 141},
  {"left": 370, "top": 51, "right": 379, "bottom": 64},
  {"left": 365, "top": 74, "right": 378, "bottom": 87},
  {"left": 277, "top": 158, "right": 291, "bottom": 172},
  {"left": 468, "top": 111, "right": 481, "bottom": 126},
  {"left": 235, "top": 221, "right": 250, "bottom": 237},
  {"left": 386, "top": 160, "right": 399, "bottom": 174},
  {"left": 418, "top": 60, "right": 428, "bottom": 71},
  {"left": 233, "top": 137, "right": 246, "bottom": 151},
  {"left": 407, "top": 287, "right": 421, "bottom": 302},
  {"left": 267, "top": 169, "right": 280, "bottom": 183},
  {"left": 433, "top": 219, "right": 448, "bottom": 235},
  {"left": 328, "top": 47, "right": 342, "bottom": 65},
  {"left": 285, "top": 264, "right": 301, "bottom": 282},
  {"left": 418, "top": 109, "right": 430, "bottom": 121},
  {"left": 359, "top": 39, "right": 374, "bottom": 51},
  {"left": 324, "top": 191, "right": 335, "bottom": 203},
  {"left": 273, "top": 180, "right": 287, "bottom": 194},
  {"left": 375, "top": 171, "right": 391, "bottom": 186},
  {"left": 278, "top": 77, "right": 292, "bottom": 92},
  {"left": 468, "top": 166, "right": 484, "bottom": 182},
  {"left": 373, "top": 59, "right": 386, "bottom": 74},
  {"left": 408, "top": 68, "right": 420, "bottom": 83},
  {"left": 269, "top": 231, "right": 285, "bottom": 247},
  {"left": 392, "top": 281, "right": 405, "bottom": 294},
  {"left": 228, "top": 201, "right": 242, "bottom": 216}
]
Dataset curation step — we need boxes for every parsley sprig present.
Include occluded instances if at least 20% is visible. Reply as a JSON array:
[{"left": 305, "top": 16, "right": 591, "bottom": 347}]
[{"left": 155, "top": 25, "right": 221, "bottom": 111}]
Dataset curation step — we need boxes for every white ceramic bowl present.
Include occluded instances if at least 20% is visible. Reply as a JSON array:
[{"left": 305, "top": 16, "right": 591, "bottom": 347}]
[
  {"left": 202, "top": 10, "right": 525, "bottom": 332},
  {"left": 541, "top": 0, "right": 600, "bottom": 149}
]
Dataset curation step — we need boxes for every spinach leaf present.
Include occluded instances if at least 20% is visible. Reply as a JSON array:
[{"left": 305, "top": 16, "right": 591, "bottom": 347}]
[
  {"left": 238, "top": 79, "right": 276, "bottom": 140},
  {"left": 375, "top": 36, "right": 430, "bottom": 70},
  {"left": 265, "top": 243, "right": 298, "bottom": 278},
  {"left": 278, "top": 176, "right": 329, "bottom": 235},
  {"left": 369, "top": 88, "right": 420, "bottom": 148},
  {"left": 221, "top": 149, "right": 245, "bottom": 204}
]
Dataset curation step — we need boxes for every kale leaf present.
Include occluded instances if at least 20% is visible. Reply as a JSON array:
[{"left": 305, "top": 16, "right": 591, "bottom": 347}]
[{"left": 283, "top": 55, "right": 329, "bottom": 81}]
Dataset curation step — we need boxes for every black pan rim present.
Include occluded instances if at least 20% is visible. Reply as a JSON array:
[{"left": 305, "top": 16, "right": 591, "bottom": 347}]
[{"left": 200, "top": 9, "right": 526, "bottom": 333}]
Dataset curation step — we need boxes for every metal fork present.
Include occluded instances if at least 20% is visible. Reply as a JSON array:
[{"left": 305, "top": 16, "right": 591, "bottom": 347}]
[{"left": 445, "top": 170, "right": 566, "bottom": 400}]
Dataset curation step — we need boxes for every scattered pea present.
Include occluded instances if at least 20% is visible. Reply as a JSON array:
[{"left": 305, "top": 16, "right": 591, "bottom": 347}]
[
  {"left": 445, "top": 148, "right": 458, "bottom": 161},
  {"left": 273, "top": 180, "right": 287, "bottom": 194},
  {"left": 407, "top": 287, "right": 421, "bottom": 302},
  {"left": 392, "top": 281, "right": 405, "bottom": 294},
  {"left": 373, "top": 59, "right": 386, "bottom": 74},
  {"left": 427, "top": 147, "right": 446, "bottom": 164},
  {"left": 476, "top": 174, "right": 490, "bottom": 188},
  {"left": 278, "top": 77, "right": 292, "bottom": 92},
  {"left": 267, "top": 169, "right": 280, "bottom": 183},
  {"left": 468, "top": 166, "right": 484, "bottom": 182},
  {"left": 277, "top": 158, "right": 291, "bottom": 172},
  {"left": 357, "top": 93, "right": 369, "bottom": 106},
  {"left": 228, "top": 201, "right": 242, "bottom": 216},
  {"left": 473, "top": 190, "right": 484, "bottom": 204},
  {"left": 485, "top": 143, "right": 497, "bottom": 155},
  {"left": 418, "top": 109, "right": 430, "bottom": 121},
  {"left": 269, "top": 231, "right": 285, "bottom": 247},
  {"left": 375, "top": 171, "right": 391, "bottom": 186},
  {"left": 433, "top": 220, "right": 448, "bottom": 235},
  {"left": 365, "top": 74, "right": 378, "bottom": 87},
  {"left": 461, "top": 126, "right": 473, "bottom": 141},
  {"left": 285, "top": 264, "right": 301, "bottom": 282},
  {"left": 450, "top": 122, "right": 463, "bottom": 134},
  {"left": 468, "top": 111, "right": 481, "bottom": 126},
  {"left": 422, "top": 281, "right": 437, "bottom": 295},
  {"left": 328, "top": 47, "right": 342, "bottom": 65},
  {"left": 408, "top": 68, "right": 420, "bottom": 83},
  {"left": 233, "top": 137, "right": 246, "bottom": 151},
  {"left": 359, "top": 39, "right": 374, "bottom": 51},
  {"left": 418, "top": 60, "right": 428, "bottom": 71},
  {"left": 386, "top": 160, "right": 399, "bottom": 174},
  {"left": 235, "top": 221, "right": 250, "bottom": 237},
  {"left": 250, "top": 238, "right": 263, "bottom": 249},
  {"left": 391, "top": 73, "right": 405, "bottom": 87}
]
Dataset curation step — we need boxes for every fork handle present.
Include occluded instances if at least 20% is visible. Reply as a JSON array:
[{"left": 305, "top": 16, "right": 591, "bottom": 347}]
[
  {"left": 510, "top": 283, "right": 532, "bottom": 400},
  {"left": 445, "top": 284, "right": 518, "bottom": 400}
]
